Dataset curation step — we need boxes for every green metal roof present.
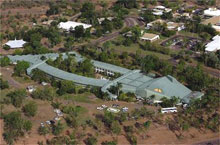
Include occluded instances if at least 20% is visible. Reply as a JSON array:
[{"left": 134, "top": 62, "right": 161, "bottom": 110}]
[{"left": 7, "top": 51, "right": 203, "bottom": 103}]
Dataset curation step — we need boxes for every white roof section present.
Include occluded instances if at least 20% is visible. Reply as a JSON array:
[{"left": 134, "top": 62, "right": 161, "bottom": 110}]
[
  {"left": 204, "top": 8, "right": 220, "bottom": 17},
  {"left": 58, "top": 21, "right": 92, "bottom": 31},
  {"left": 205, "top": 35, "right": 220, "bottom": 52},
  {"left": 152, "top": 11, "right": 163, "bottom": 16},
  {"left": 155, "top": 5, "right": 166, "bottom": 9},
  {"left": 5, "top": 39, "right": 27, "bottom": 49}
]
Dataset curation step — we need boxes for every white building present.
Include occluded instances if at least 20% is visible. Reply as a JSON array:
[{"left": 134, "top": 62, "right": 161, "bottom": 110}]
[
  {"left": 98, "top": 17, "right": 114, "bottom": 24},
  {"left": 205, "top": 35, "right": 220, "bottom": 52},
  {"left": 58, "top": 21, "right": 92, "bottom": 31},
  {"left": 204, "top": 8, "right": 220, "bottom": 17},
  {"left": 152, "top": 5, "right": 172, "bottom": 16},
  {"left": 146, "top": 19, "right": 185, "bottom": 31},
  {"left": 5, "top": 39, "right": 27, "bottom": 49},
  {"left": 140, "top": 32, "right": 160, "bottom": 42}
]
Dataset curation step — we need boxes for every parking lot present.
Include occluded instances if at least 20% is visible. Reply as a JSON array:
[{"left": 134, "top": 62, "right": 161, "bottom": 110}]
[{"left": 161, "top": 35, "right": 202, "bottom": 50}]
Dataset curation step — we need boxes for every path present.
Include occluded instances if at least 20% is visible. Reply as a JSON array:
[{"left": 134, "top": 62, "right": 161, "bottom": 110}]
[
  {"left": 0, "top": 67, "right": 21, "bottom": 88},
  {"left": 192, "top": 138, "right": 220, "bottom": 145}
]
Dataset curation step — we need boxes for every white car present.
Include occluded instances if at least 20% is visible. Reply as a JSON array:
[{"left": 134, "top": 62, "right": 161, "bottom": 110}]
[
  {"left": 54, "top": 109, "right": 61, "bottom": 114},
  {"left": 122, "top": 107, "right": 128, "bottom": 112},
  {"left": 96, "top": 107, "right": 103, "bottom": 110},
  {"left": 101, "top": 105, "right": 107, "bottom": 108},
  {"left": 107, "top": 107, "right": 120, "bottom": 113},
  {"left": 41, "top": 82, "right": 48, "bottom": 86},
  {"left": 40, "top": 122, "right": 44, "bottom": 127},
  {"left": 54, "top": 117, "right": 61, "bottom": 121},
  {"left": 27, "top": 86, "right": 36, "bottom": 93},
  {"left": 46, "top": 120, "right": 51, "bottom": 125},
  {"left": 57, "top": 112, "right": 63, "bottom": 117}
]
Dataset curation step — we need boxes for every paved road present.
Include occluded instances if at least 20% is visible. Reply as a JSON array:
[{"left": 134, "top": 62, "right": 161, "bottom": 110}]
[
  {"left": 93, "top": 17, "right": 144, "bottom": 44},
  {"left": 169, "top": 58, "right": 220, "bottom": 78},
  {"left": 192, "top": 138, "right": 220, "bottom": 145}
]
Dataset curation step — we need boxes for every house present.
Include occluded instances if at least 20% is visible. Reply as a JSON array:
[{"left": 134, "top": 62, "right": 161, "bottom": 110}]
[
  {"left": 140, "top": 32, "right": 160, "bottom": 42},
  {"left": 4, "top": 39, "right": 27, "bottom": 49},
  {"left": 97, "top": 17, "right": 114, "bottom": 24},
  {"left": 146, "top": 19, "right": 185, "bottom": 31},
  {"left": 202, "top": 16, "right": 220, "bottom": 32},
  {"left": 152, "top": 5, "right": 172, "bottom": 16},
  {"left": 166, "top": 22, "right": 185, "bottom": 31},
  {"left": 205, "top": 35, "right": 220, "bottom": 52},
  {"left": 204, "top": 8, "right": 220, "bottom": 17},
  {"left": 58, "top": 21, "right": 92, "bottom": 31}
]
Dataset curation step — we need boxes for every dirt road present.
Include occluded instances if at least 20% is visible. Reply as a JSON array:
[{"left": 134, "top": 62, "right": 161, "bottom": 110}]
[{"left": 0, "top": 67, "right": 21, "bottom": 88}]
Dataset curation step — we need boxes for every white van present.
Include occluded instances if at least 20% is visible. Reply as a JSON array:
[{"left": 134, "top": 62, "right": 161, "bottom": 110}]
[{"left": 161, "top": 107, "right": 177, "bottom": 114}]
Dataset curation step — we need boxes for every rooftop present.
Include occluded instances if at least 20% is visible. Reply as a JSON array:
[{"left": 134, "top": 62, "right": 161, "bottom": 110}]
[
  {"left": 204, "top": 8, "right": 220, "bottom": 17},
  {"left": 58, "top": 21, "right": 92, "bottom": 31},
  {"left": 141, "top": 32, "right": 159, "bottom": 39},
  {"left": 5, "top": 39, "right": 27, "bottom": 49},
  {"left": 205, "top": 35, "right": 220, "bottom": 52},
  {"left": 7, "top": 51, "right": 203, "bottom": 103}
]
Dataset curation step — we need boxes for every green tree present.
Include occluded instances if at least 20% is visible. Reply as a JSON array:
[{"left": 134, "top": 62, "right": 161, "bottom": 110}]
[
  {"left": 57, "top": 80, "right": 76, "bottom": 95},
  {"left": 31, "top": 69, "right": 49, "bottom": 83},
  {"left": 14, "top": 61, "right": 30, "bottom": 76},
  {"left": 102, "top": 19, "right": 113, "bottom": 33},
  {"left": 52, "top": 121, "right": 64, "bottom": 135},
  {"left": 85, "top": 136, "right": 97, "bottom": 145},
  {"left": 0, "top": 78, "right": 9, "bottom": 89},
  {"left": 32, "top": 87, "right": 56, "bottom": 101},
  {"left": 101, "top": 141, "right": 117, "bottom": 145},
  {"left": 3, "top": 111, "right": 32, "bottom": 144},
  {"left": 185, "top": 65, "right": 210, "bottom": 90},
  {"left": 141, "top": 10, "right": 156, "bottom": 23},
  {"left": 81, "top": 2, "right": 96, "bottom": 24},
  {"left": 131, "top": 26, "right": 141, "bottom": 42},
  {"left": 0, "top": 56, "right": 10, "bottom": 67},
  {"left": 38, "top": 126, "right": 50, "bottom": 135},
  {"left": 7, "top": 89, "right": 26, "bottom": 107},
  {"left": 143, "top": 120, "right": 151, "bottom": 129},
  {"left": 111, "top": 121, "right": 121, "bottom": 135},
  {"left": 141, "top": 55, "right": 160, "bottom": 73},
  {"left": 74, "top": 25, "right": 85, "bottom": 38},
  {"left": 46, "top": 3, "right": 60, "bottom": 15},
  {"left": 23, "top": 101, "right": 38, "bottom": 117}
]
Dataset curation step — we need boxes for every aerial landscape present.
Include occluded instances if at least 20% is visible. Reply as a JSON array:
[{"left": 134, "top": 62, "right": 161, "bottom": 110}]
[{"left": 0, "top": 0, "right": 219, "bottom": 145}]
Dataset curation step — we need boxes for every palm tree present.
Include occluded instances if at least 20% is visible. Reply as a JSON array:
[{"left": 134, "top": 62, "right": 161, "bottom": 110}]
[{"left": 116, "top": 82, "right": 122, "bottom": 96}]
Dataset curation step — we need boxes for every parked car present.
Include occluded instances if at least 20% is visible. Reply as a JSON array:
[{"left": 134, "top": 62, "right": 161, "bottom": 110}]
[
  {"left": 54, "top": 117, "right": 61, "bottom": 121},
  {"left": 46, "top": 120, "right": 51, "bottom": 125},
  {"left": 101, "top": 105, "right": 107, "bottom": 108},
  {"left": 27, "top": 86, "right": 36, "bottom": 93},
  {"left": 41, "top": 82, "right": 48, "bottom": 86},
  {"left": 40, "top": 122, "right": 44, "bottom": 127},
  {"left": 50, "top": 120, "right": 55, "bottom": 124},
  {"left": 112, "top": 104, "right": 120, "bottom": 108},
  {"left": 97, "top": 107, "right": 103, "bottom": 110}
]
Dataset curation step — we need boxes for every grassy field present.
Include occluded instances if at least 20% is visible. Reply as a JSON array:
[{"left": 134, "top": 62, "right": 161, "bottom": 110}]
[
  {"left": 13, "top": 75, "right": 32, "bottom": 84},
  {"left": 108, "top": 41, "right": 172, "bottom": 60}
]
